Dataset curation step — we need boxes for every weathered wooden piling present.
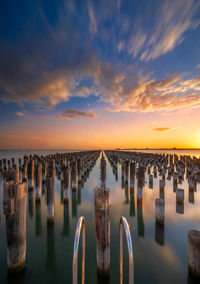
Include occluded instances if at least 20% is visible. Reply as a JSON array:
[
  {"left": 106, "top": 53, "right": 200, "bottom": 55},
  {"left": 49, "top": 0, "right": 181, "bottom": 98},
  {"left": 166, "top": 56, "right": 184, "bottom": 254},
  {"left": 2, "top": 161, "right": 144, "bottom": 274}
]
[
  {"left": 42, "top": 160, "right": 47, "bottom": 183},
  {"left": 130, "top": 162, "right": 135, "bottom": 193},
  {"left": 100, "top": 156, "right": 106, "bottom": 188},
  {"left": 94, "top": 187, "right": 111, "bottom": 277},
  {"left": 22, "top": 161, "right": 27, "bottom": 182},
  {"left": 28, "top": 159, "right": 34, "bottom": 190},
  {"left": 77, "top": 159, "right": 82, "bottom": 184},
  {"left": 176, "top": 188, "right": 184, "bottom": 204},
  {"left": 188, "top": 177, "right": 196, "bottom": 192},
  {"left": 173, "top": 172, "right": 178, "bottom": 192},
  {"left": 137, "top": 198, "right": 145, "bottom": 237},
  {"left": 153, "top": 166, "right": 157, "bottom": 178},
  {"left": 35, "top": 163, "right": 42, "bottom": 201},
  {"left": 71, "top": 160, "right": 77, "bottom": 192},
  {"left": 124, "top": 160, "right": 129, "bottom": 184},
  {"left": 188, "top": 230, "right": 200, "bottom": 279},
  {"left": 155, "top": 198, "right": 164, "bottom": 224},
  {"left": 159, "top": 179, "right": 165, "bottom": 199},
  {"left": 189, "top": 190, "right": 194, "bottom": 204},
  {"left": 62, "top": 164, "right": 70, "bottom": 203},
  {"left": 3, "top": 182, "right": 26, "bottom": 273},
  {"left": 6, "top": 168, "right": 20, "bottom": 184},
  {"left": 46, "top": 175, "right": 55, "bottom": 223},
  {"left": 121, "top": 161, "right": 124, "bottom": 182},
  {"left": 149, "top": 174, "right": 153, "bottom": 189}
]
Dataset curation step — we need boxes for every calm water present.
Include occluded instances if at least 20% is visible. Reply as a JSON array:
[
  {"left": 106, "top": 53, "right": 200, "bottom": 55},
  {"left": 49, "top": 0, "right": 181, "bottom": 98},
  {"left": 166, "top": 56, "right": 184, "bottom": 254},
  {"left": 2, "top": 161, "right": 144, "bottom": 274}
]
[{"left": 0, "top": 150, "right": 200, "bottom": 283}]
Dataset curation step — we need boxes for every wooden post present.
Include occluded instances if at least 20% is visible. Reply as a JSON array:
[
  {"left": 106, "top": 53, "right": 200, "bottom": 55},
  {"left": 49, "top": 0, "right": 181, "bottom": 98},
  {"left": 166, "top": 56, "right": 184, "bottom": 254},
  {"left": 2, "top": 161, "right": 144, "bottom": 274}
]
[
  {"left": 42, "top": 160, "right": 47, "bottom": 183},
  {"left": 176, "top": 188, "right": 184, "bottom": 204},
  {"left": 155, "top": 198, "right": 164, "bottom": 224},
  {"left": 71, "top": 160, "right": 77, "bottom": 192},
  {"left": 124, "top": 160, "right": 129, "bottom": 185},
  {"left": 130, "top": 162, "right": 135, "bottom": 194},
  {"left": 46, "top": 175, "right": 55, "bottom": 223},
  {"left": 77, "top": 159, "right": 82, "bottom": 184},
  {"left": 62, "top": 164, "right": 70, "bottom": 203},
  {"left": 159, "top": 180, "right": 165, "bottom": 199},
  {"left": 100, "top": 156, "right": 106, "bottom": 188},
  {"left": 28, "top": 159, "right": 34, "bottom": 190},
  {"left": 188, "top": 230, "right": 200, "bottom": 279},
  {"left": 94, "top": 187, "right": 111, "bottom": 277},
  {"left": 35, "top": 163, "right": 42, "bottom": 201},
  {"left": 3, "top": 182, "right": 26, "bottom": 273},
  {"left": 149, "top": 174, "right": 153, "bottom": 189},
  {"left": 137, "top": 195, "right": 144, "bottom": 237},
  {"left": 173, "top": 172, "right": 178, "bottom": 192}
]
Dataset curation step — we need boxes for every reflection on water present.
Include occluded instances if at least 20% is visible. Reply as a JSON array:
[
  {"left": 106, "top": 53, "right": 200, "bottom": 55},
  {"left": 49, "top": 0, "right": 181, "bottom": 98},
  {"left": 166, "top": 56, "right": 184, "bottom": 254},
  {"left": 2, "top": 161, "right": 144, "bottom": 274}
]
[
  {"left": 137, "top": 199, "right": 145, "bottom": 237},
  {"left": 155, "top": 223, "right": 165, "bottom": 246},
  {"left": 62, "top": 202, "right": 70, "bottom": 237},
  {"left": 0, "top": 149, "right": 200, "bottom": 283},
  {"left": 46, "top": 222, "right": 56, "bottom": 271},
  {"left": 189, "top": 190, "right": 195, "bottom": 204},
  {"left": 35, "top": 200, "right": 42, "bottom": 236},
  {"left": 28, "top": 189, "right": 34, "bottom": 218},
  {"left": 129, "top": 191, "right": 135, "bottom": 217}
]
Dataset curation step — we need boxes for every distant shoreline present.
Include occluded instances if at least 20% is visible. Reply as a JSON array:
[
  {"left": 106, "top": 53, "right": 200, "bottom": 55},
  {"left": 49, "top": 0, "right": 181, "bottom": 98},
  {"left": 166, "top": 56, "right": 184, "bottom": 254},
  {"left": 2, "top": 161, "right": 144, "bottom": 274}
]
[
  {"left": 117, "top": 148, "right": 200, "bottom": 151},
  {"left": 0, "top": 148, "right": 200, "bottom": 151}
]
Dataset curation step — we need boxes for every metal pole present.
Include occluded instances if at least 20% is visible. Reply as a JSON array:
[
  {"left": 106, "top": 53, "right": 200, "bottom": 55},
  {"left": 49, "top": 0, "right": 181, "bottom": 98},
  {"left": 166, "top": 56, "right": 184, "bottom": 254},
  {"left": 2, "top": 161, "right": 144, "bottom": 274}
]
[
  {"left": 73, "top": 216, "right": 85, "bottom": 284},
  {"left": 119, "top": 217, "right": 134, "bottom": 284}
]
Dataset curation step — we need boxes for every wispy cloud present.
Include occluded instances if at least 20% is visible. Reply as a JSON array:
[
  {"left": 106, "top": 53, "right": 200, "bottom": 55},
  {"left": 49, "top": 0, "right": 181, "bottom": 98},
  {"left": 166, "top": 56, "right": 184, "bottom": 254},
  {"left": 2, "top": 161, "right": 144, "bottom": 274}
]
[
  {"left": 16, "top": 112, "right": 24, "bottom": 116},
  {"left": 56, "top": 109, "right": 98, "bottom": 120},
  {"left": 128, "top": 0, "right": 200, "bottom": 61},
  {"left": 153, "top": 128, "right": 172, "bottom": 132},
  {"left": 88, "top": 0, "right": 97, "bottom": 36}
]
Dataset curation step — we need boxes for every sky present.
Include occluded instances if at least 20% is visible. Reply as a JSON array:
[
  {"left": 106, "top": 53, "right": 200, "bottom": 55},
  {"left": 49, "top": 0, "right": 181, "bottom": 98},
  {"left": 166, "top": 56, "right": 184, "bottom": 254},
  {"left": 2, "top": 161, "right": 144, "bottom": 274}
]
[{"left": 0, "top": 0, "right": 200, "bottom": 150}]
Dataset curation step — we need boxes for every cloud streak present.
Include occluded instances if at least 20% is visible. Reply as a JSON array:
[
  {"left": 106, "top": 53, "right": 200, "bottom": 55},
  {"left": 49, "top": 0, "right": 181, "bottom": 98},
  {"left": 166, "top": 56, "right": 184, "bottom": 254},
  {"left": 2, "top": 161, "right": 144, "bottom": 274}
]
[
  {"left": 127, "top": 0, "right": 200, "bottom": 61},
  {"left": 56, "top": 109, "right": 98, "bottom": 120},
  {"left": 16, "top": 112, "right": 24, "bottom": 116},
  {"left": 153, "top": 128, "right": 172, "bottom": 132}
]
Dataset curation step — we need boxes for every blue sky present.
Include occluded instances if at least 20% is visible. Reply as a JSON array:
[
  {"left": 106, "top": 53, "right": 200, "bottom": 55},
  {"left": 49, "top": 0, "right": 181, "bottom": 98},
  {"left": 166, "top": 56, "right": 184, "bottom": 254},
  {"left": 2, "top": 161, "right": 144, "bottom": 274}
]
[{"left": 0, "top": 0, "right": 200, "bottom": 149}]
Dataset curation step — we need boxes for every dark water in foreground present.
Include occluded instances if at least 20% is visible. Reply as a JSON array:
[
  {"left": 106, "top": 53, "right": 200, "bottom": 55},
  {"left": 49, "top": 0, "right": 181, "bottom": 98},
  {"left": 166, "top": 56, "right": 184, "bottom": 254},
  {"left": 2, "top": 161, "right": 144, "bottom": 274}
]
[{"left": 0, "top": 150, "right": 200, "bottom": 283}]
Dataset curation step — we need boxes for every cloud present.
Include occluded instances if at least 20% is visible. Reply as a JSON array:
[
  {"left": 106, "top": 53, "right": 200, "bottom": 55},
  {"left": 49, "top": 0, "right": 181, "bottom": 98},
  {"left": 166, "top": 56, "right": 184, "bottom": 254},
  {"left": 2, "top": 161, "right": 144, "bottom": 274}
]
[
  {"left": 103, "top": 74, "right": 200, "bottom": 112},
  {"left": 56, "top": 109, "right": 98, "bottom": 120},
  {"left": 88, "top": 0, "right": 97, "bottom": 36},
  {"left": 0, "top": 0, "right": 200, "bottom": 115},
  {"left": 153, "top": 128, "right": 172, "bottom": 132},
  {"left": 196, "top": 64, "right": 200, "bottom": 69},
  {"left": 127, "top": 0, "right": 200, "bottom": 61},
  {"left": 16, "top": 112, "right": 24, "bottom": 116}
]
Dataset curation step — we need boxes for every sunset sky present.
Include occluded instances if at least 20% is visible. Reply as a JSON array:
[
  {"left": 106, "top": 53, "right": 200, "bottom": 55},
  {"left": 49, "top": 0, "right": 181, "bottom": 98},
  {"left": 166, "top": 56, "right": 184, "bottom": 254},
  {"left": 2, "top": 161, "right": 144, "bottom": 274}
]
[{"left": 0, "top": 0, "right": 200, "bottom": 149}]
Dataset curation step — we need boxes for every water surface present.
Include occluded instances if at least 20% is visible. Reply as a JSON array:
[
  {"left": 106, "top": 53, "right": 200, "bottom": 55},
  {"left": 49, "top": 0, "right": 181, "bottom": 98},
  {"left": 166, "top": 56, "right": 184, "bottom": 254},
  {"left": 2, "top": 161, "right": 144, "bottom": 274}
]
[{"left": 0, "top": 150, "right": 200, "bottom": 283}]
